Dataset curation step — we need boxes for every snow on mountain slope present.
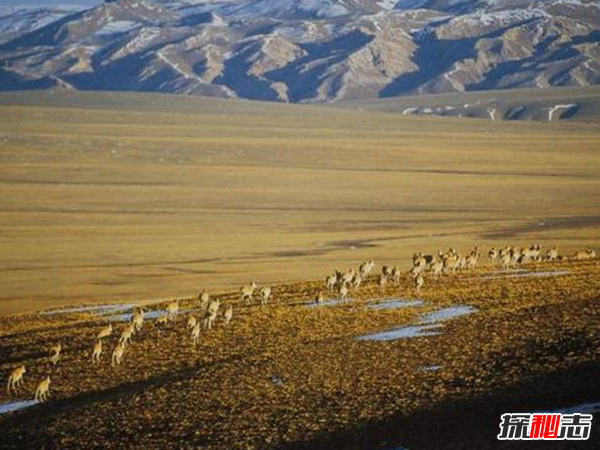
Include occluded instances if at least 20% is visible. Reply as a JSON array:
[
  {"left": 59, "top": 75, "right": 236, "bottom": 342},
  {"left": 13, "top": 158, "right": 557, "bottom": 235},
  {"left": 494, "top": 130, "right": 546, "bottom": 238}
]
[
  {"left": 0, "top": 0, "right": 598, "bottom": 107},
  {"left": 0, "top": 5, "right": 84, "bottom": 44}
]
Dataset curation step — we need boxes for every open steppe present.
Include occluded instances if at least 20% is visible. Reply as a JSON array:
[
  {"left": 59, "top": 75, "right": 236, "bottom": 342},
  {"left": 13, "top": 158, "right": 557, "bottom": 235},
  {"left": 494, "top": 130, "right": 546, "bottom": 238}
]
[{"left": 0, "top": 90, "right": 599, "bottom": 316}]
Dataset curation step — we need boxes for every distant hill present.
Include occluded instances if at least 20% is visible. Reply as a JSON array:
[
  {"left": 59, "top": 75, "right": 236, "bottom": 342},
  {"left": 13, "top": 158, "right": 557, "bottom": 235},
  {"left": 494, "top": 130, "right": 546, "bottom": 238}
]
[
  {"left": 334, "top": 86, "right": 600, "bottom": 122},
  {"left": 0, "top": 0, "right": 599, "bottom": 107}
]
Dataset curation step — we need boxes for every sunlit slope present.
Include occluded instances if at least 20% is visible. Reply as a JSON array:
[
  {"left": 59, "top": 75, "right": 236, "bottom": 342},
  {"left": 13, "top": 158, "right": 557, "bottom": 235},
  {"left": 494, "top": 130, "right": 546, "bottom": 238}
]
[{"left": 0, "top": 90, "right": 599, "bottom": 314}]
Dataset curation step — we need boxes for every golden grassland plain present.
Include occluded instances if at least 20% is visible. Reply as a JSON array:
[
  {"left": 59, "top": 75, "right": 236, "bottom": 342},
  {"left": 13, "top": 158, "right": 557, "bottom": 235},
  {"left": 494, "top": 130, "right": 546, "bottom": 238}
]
[
  {"left": 0, "top": 91, "right": 600, "bottom": 315},
  {"left": 0, "top": 260, "right": 599, "bottom": 449}
]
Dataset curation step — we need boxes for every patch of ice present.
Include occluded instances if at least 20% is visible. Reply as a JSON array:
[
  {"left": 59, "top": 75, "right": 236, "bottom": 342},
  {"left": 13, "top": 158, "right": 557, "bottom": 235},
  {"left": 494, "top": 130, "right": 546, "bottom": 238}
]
[
  {"left": 367, "top": 298, "right": 424, "bottom": 310},
  {"left": 356, "top": 305, "right": 477, "bottom": 342},
  {"left": 96, "top": 20, "right": 139, "bottom": 36},
  {"left": 305, "top": 298, "right": 353, "bottom": 308},
  {"left": 483, "top": 270, "right": 570, "bottom": 280},
  {"left": 40, "top": 303, "right": 135, "bottom": 316},
  {"left": 548, "top": 104, "right": 578, "bottom": 122},
  {"left": 533, "top": 401, "right": 600, "bottom": 415},
  {"left": 420, "top": 305, "right": 477, "bottom": 323},
  {"left": 421, "top": 365, "right": 442, "bottom": 371},
  {"left": 0, "top": 400, "right": 38, "bottom": 415},
  {"left": 105, "top": 309, "right": 168, "bottom": 322},
  {"left": 356, "top": 323, "right": 442, "bottom": 341}
]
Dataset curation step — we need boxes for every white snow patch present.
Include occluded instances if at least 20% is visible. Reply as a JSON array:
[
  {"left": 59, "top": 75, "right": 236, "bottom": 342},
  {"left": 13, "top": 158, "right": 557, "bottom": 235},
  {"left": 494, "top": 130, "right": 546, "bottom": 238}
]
[
  {"left": 356, "top": 305, "right": 477, "bottom": 341},
  {"left": 547, "top": 104, "right": 578, "bottom": 122},
  {"left": 96, "top": 20, "right": 139, "bottom": 36},
  {"left": 367, "top": 298, "right": 424, "bottom": 310},
  {"left": 305, "top": 297, "right": 354, "bottom": 308},
  {"left": 40, "top": 303, "right": 136, "bottom": 316},
  {"left": 532, "top": 401, "right": 600, "bottom": 415},
  {"left": 0, "top": 400, "right": 38, "bottom": 415},
  {"left": 483, "top": 270, "right": 570, "bottom": 280}
]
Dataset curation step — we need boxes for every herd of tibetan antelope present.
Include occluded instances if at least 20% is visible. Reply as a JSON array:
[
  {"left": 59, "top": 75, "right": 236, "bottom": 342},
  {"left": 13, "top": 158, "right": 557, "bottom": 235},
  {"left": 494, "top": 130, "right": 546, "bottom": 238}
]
[{"left": 4, "top": 244, "right": 597, "bottom": 406}]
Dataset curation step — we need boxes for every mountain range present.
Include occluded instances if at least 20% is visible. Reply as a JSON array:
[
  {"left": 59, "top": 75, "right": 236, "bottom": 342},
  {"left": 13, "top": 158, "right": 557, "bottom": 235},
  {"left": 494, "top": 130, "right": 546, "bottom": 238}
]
[{"left": 0, "top": 0, "right": 599, "bottom": 103}]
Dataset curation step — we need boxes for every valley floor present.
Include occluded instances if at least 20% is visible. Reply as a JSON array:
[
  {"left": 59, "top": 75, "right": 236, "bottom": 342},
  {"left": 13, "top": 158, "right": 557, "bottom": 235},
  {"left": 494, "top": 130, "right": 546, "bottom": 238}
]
[
  {"left": 1, "top": 91, "right": 600, "bottom": 315},
  {"left": 0, "top": 259, "right": 599, "bottom": 449}
]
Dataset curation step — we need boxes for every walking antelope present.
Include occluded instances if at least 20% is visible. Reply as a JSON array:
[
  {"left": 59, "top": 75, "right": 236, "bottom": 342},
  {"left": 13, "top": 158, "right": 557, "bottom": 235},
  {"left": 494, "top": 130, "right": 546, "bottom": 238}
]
[
  {"left": 191, "top": 323, "right": 201, "bottom": 345},
  {"left": 186, "top": 315, "right": 198, "bottom": 330},
  {"left": 574, "top": 249, "right": 596, "bottom": 261},
  {"left": 326, "top": 274, "right": 337, "bottom": 292},
  {"left": 339, "top": 283, "right": 349, "bottom": 302},
  {"left": 379, "top": 274, "right": 387, "bottom": 294},
  {"left": 6, "top": 365, "right": 26, "bottom": 393},
  {"left": 204, "top": 299, "right": 220, "bottom": 329},
  {"left": 112, "top": 343, "right": 125, "bottom": 366},
  {"left": 352, "top": 274, "right": 362, "bottom": 290},
  {"left": 359, "top": 260, "right": 375, "bottom": 278},
  {"left": 241, "top": 282, "right": 257, "bottom": 304},
  {"left": 34, "top": 376, "right": 51, "bottom": 403},
  {"left": 546, "top": 246, "right": 559, "bottom": 261},
  {"left": 414, "top": 273, "right": 424, "bottom": 293},
  {"left": 97, "top": 324, "right": 113, "bottom": 340},
  {"left": 131, "top": 308, "right": 144, "bottom": 332},
  {"left": 166, "top": 301, "right": 179, "bottom": 321},
  {"left": 199, "top": 290, "right": 210, "bottom": 311},
  {"left": 488, "top": 248, "right": 499, "bottom": 266},
  {"left": 119, "top": 324, "right": 134, "bottom": 346},
  {"left": 92, "top": 340, "right": 102, "bottom": 363},
  {"left": 431, "top": 260, "right": 444, "bottom": 278},
  {"left": 260, "top": 286, "right": 272, "bottom": 306},
  {"left": 49, "top": 343, "right": 61, "bottom": 365},
  {"left": 223, "top": 305, "right": 233, "bottom": 326}
]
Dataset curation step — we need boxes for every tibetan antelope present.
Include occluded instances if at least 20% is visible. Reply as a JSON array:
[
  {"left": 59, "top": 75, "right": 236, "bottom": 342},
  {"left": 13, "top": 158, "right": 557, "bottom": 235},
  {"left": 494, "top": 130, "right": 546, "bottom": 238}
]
[
  {"left": 359, "top": 260, "right": 375, "bottom": 277},
  {"left": 166, "top": 301, "right": 179, "bottom": 321},
  {"left": 379, "top": 274, "right": 387, "bottom": 295},
  {"left": 49, "top": 343, "right": 61, "bottom": 365},
  {"left": 546, "top": 246, "right": 559, "bottom": 261},
  {"left": 204, "top": 299, "right": 220, "bottom": 330},
  {"left": 574, "top": 249, "right": 596, "bottom": 261},
  {"left": 156, "top": 316, "right": 169, "bottom": 326},
  {"left": 431, "top": 260, "right": 444, "bottom": 278},
  {"left": 488, "top": 248, "right": 498, "bottom": 266},
  {"left": 241, "top": 282, "right": 257, "bottom": 304},
  {"left": 223, "top": 305, "right": 233, "bottom": 325},
  {"left": 326, "top": 274, "right": 337, "bottom": 292},
  {"left": 131, "top": 308, "right": 144, "bottom": 332},
  {"left": 352, "top": 274, "right": 362, "bottom": 290},
  {"left": 92, "top": 340, "right": 102, "bottom": 363},
  {"left": 97, "top": 324, "right": 113, "bottom": 340},
  {"left": 414, "top": 273, "right": 424, "bottom": 293},
  {"left": 191, "top": 323, "right": 201, "bottom": 345},
  {"left": 339, "top": 283, "right": 349, "bottom": 302},
  {"left": 260, "top": 286, "right": 272, "bottom": 306},
  {"left": 112, "top": 343, "right": 125, "bottom": 366},
  {"left": 119, "top": 324, "right": 134, "bottom": 346},
  {"left": 6, "top": 365, "right": 26, "bottom": 393},
  {"left": 186, "top": 315, "right": 198, "bottom": 330},
  {"left": 34, "top": 376, "right": 51, "bottom": 403},
  {"left": 199, "top": 290, "right": 210, "bottom": 311}
]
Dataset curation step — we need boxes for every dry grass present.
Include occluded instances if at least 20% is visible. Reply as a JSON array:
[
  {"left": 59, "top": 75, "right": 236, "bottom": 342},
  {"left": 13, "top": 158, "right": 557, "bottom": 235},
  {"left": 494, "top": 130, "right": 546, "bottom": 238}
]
[
  {"left": 0, "top": 91, "right": 599, "bottom": 315},
  {"left": 0, "top": 259, "right": 599, "bottom": 449}
]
